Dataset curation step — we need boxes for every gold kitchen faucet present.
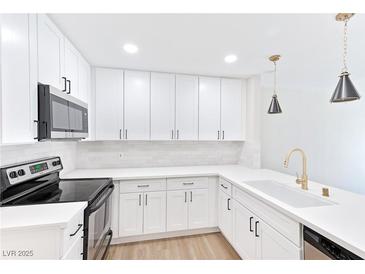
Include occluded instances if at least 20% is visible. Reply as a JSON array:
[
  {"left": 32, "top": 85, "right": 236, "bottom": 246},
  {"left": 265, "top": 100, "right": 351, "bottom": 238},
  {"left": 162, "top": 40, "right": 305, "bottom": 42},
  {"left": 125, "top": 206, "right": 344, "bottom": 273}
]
[{"left": 283, "top": 148, "right": 308, "bottom": 190}]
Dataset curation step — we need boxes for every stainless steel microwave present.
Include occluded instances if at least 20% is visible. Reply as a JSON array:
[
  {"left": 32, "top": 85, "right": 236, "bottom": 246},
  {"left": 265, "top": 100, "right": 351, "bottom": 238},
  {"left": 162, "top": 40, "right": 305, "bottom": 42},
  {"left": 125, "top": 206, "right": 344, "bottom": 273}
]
[{"left": 37, "top": 84, "right": 88, "bottom": 140}]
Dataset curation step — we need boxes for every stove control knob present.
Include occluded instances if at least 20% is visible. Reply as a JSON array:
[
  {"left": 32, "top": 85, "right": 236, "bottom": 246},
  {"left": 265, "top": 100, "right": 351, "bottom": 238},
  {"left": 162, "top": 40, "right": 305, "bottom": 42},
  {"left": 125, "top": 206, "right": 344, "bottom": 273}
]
[
  {"left": 18, "top": 169, "right": 26, "bottom": 176},
  {"left": 52, "top": 161, "right": 59, "bottom": 166},
  {"left": 9, "top": 171, "right": 18, "bottom": 179}
]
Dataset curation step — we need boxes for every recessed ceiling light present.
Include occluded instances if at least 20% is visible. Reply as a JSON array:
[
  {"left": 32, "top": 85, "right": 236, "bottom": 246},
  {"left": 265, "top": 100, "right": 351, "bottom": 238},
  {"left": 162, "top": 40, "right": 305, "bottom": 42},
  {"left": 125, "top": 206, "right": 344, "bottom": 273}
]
[
  {"left": 224, "top": 54, "right": 237, "bottom": 63},
  {"left": 123, "top": 43, "right": 138, "bottom": 54}
]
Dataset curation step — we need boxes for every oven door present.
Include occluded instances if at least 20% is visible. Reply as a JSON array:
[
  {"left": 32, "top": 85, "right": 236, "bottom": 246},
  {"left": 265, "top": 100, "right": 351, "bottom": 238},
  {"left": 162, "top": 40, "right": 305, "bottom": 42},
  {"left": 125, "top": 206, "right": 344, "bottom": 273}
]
[{"left": 85, "top": 184, "right": 114, "bottom": 260}]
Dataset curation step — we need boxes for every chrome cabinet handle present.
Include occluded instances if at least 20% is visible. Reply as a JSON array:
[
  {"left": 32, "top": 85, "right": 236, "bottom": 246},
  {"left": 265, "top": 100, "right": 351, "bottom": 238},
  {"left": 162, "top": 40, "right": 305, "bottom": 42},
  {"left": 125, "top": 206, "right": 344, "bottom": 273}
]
[
  {"left": 119, "top": 129, "right": 122, "bottom": 139},
  {"left": 217, "top": 130, "right": 220, "bottom": 140},
  {"left": 145, "top": 194, "right": 148, "bottom": 206},
  {"left": 139, "top": 194, "right": 141, "bottom": 206},
  {"left": 220, "top": 184, "right": 228, "bottom": 189},
  {"left": 171, "top": 130, "right": 174, "bottom": 139},
  {"left": 185, "top": 192, "right": 187, "bottom": 203},
  {"left": 70, "top": 224, "right": 82, "bottom": 237},
  {"left": 255, "top": 221, "right": 260, "bottom": 237},
  {"left": 183, "top": 182, "right": 194, "bottom": 185},
  {"left": 222, "top": 130, "right": 225, "bottom": 140},
  {"left": 137, "top": 184, "right": 150, "bottom": 188},
  {"left": 249, "top": 217, "right": 254, "bottom": 232},
  {"left": 190, "top": 191, "right": 192, "bottom": 202},
  {"left": 177, "top": 130, "right": 179, "bottom": 140},
  {"left": 125, "top": 129, "right": 128, "bottom": 139},
  {"left": 227, "top": 198, "right": 231, "bottom": 210}
]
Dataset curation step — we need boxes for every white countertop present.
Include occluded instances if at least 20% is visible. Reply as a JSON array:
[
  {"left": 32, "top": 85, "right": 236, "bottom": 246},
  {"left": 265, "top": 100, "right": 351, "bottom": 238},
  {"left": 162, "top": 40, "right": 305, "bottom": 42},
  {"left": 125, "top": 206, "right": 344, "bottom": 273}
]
[
  {"left": 62, "top": 165, "right": 365, "bottom": 258},
  {"left": 0, "top": 202, "right": 87, "bottom": 231}
]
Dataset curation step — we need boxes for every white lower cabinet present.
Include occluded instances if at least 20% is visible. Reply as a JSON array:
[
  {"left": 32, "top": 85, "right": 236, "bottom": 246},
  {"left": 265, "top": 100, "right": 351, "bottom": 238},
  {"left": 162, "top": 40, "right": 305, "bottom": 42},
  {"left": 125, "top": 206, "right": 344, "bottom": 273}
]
[
  {"left": 166, "top": 190, "right": 188, "bottom": 231},
  {"left": 257, "top": 220, "right": 301, "bottom": 259},
  {"left": 218, "top": 189, "right": 233, "bottom": 243},
  {"left": 119, "top": 192, "right": 144, "bottom": 237},
  {"left": 143, "top": 191, "right": 167, "bottom": 234},
  {"left": 230, "top": 187, "right": 302, "bottom": 260},
  {"left": 119, "top": 191, "right": 166, "bottom": 237},
  {"left": 232, "top": 200, "right": 256, "bottom": 259},
  {"left": 166, "top": 188, "right": 209, "bottom": 232},
  {"left": 61, "top": 235, "right": 83, "bottom": 260}
]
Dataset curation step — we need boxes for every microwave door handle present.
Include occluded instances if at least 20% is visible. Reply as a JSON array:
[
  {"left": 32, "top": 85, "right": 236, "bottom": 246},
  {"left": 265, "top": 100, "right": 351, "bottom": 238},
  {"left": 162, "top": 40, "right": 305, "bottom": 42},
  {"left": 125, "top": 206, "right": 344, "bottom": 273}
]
[{"left": 88, "top": 184, "right": 114, "bottom": 214}]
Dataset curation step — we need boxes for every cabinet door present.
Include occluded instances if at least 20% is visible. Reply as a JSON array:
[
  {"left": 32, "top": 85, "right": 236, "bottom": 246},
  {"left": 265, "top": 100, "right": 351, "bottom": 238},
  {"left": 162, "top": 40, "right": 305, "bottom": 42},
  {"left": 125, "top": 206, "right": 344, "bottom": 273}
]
[
  {"left": 64, "top": 39, "right": 79, "bottom": 98},
  {"left": 218, "top": 190, "right": 233, "bottom": 243},
  {"left": 124, "top": 70, "right": 150, "bottom": 140},
  {"left": 166, "top": 190, "right": 188, "bottom": 232},
  {"left": 95, "top": 68, "right": 123, "bottom": 140},
  {"left": 233, "top": 201, "right": 256, "bottom": 259},
  {"left": 257, "top": 220, "right": 301, "bottom": 260},
  {"left": 78, "top": 56, "right": 90, "bottom": 103},
  {"left": 1, "top": 14, "right": 35, "bottom": 143},
  {"left": 119, "top": 193, "right": 143, "bottom": 237},
  {"left": 143, "top": 191, "right": 167, "bottom": 234},
  {"left": 188, "top": 189, "right": 209, "bottom": 229},
  {"left": 151, "top": 72, "right": 175, "bottom": 140},
  {"left": 221, "top": 78, "right": 242, "bottom": 140},
  {"left": 198, "top": 77, "right": 221, "bottom": 140},
  {"left": 37, "top": 14, "right": 64, "bottom": 90},
  {"left": 62, "top": 235, "right": 83, "bottom": 260},
  {"left": 175, "top": 74, "right": 199, "bottom": 140}
]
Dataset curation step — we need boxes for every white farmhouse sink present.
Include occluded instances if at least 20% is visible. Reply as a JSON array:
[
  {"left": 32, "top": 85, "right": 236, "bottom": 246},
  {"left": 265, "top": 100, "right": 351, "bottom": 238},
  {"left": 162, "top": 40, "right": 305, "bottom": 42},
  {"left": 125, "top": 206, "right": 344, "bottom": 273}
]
[{"left": 243, "top": 180, "right": 336, "bottom": 208}]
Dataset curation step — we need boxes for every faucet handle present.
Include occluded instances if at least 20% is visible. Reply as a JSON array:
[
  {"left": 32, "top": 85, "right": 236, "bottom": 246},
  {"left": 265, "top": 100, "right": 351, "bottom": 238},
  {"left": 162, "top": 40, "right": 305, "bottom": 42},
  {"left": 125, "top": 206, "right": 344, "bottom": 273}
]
[{"left": 295, "top": 172, "right": 301, "bottom": 184}]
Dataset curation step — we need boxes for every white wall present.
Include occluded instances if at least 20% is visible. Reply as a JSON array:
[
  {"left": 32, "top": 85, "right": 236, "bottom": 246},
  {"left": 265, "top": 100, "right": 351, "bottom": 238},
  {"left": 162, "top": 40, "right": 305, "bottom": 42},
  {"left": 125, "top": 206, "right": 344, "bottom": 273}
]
[
  {"left": 76, "top": 141, "right": 244, "bottom": 169},
  {"left": 260, "top": 85, "right": 365, "bottom": 194},
  {"left": 0, "top": 141, "right": 77, "bottom": 174}
]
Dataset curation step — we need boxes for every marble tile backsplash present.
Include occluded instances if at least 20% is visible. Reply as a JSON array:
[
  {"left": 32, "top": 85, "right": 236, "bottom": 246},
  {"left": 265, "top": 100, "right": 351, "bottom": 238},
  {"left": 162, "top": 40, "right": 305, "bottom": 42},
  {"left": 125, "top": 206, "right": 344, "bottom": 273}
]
[
  {"left": 0, "top": 141, "right": 77, "bottom": 174},
  {"left": 76, "top": 141, "right": 244, "bottom": 169}
]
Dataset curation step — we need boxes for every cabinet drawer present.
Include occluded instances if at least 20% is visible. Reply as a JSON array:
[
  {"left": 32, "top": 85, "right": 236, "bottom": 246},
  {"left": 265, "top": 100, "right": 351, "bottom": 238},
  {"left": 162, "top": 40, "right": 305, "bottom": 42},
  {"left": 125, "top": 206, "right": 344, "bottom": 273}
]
[
  {"left": 119, "top": 179, "right": 166, "bottom": 193},
  {"left": 62, "top": 211, "right": 84, "bottom": 256},
  {"left": 219, "top": 178, "right": 232, "bottom": 196},
  {"left": 233, "top": 186, "right": 301, "bottom": 247},
  {"left": 167, "top": 177, "right": 208, "bottom": 190}
]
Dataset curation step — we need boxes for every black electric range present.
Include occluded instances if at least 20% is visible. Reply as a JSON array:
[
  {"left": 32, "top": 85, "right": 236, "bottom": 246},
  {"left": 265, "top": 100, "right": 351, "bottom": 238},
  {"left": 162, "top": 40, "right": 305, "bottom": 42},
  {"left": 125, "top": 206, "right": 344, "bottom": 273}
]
[{"left": 0, "top": 156, "right": 114, "bottom": 260}]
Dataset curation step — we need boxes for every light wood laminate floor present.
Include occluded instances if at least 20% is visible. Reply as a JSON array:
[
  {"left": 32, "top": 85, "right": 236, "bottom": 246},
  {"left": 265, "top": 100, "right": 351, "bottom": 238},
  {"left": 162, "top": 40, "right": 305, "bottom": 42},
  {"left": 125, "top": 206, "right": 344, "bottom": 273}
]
[{"left": 107, "top": 232, "right": 241, "bottom": 260}]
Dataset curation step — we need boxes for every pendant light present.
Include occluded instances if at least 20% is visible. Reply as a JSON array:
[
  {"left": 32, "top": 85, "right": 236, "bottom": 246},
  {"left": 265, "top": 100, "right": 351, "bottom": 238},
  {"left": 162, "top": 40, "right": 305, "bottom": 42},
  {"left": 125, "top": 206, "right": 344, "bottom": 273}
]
[
  {"left": 330, "top": 13, "right": 360, "bottom": 103},
  {"left": 268, "top": 55, "right": 283, "bottom": 114}
]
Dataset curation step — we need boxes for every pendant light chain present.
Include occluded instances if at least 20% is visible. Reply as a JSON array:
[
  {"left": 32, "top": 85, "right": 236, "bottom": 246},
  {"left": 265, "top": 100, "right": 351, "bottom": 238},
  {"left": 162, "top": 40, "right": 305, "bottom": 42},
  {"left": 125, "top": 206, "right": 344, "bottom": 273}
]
[{"left": 342, "top": 19, "right": 348, "bottom": 72}]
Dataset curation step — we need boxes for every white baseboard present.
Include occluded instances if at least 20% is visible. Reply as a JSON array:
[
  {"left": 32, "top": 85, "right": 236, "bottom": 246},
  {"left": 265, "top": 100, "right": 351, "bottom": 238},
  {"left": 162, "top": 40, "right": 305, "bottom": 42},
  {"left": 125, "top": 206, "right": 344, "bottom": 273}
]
[{"left": 111, "top": 227, "right": 220, "bottom": 245}]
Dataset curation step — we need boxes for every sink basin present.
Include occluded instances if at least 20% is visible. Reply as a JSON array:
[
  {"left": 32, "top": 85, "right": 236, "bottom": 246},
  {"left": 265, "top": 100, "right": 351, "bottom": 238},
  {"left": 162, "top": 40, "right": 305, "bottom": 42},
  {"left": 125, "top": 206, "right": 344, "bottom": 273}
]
[{"left": 243, "top": 180, "right": 336, "bottom": 208}]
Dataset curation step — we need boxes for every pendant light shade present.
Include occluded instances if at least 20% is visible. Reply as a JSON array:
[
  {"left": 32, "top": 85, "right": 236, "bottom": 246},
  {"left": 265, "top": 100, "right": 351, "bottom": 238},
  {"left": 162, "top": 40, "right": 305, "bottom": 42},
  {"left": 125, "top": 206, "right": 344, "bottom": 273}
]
[
  {"left": 331, "top": 72, "right": 361, "bottom": 103},
  {"left": 330, "top": 13, "right": 360, "bottom": 103},
  {"left": 268, "top": 94, "right": 282, "bottom": 114},
  {"left": 267, "top": 54, "right": 283, "bottom": 114}
]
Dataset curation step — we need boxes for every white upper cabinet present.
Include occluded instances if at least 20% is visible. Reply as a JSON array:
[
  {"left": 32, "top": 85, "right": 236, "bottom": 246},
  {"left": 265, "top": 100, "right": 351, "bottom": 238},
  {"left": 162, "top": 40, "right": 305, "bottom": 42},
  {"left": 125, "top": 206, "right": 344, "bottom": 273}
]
[
  {"left": 1, "top": 14, "right": 38, "bottom": 144},
  {"left": 175, "top": 74, "right": 199, "bottom": 140},
  {"left": 64, "top": 39, "right": 79, "bottom": 97},
  {"left": 78, "top": 56, "right": 91, "bottom": 103},
  {"left": 124, "top": 70, "right": 151, "bottom": 140},
  {"left": 95, "top": 68, "right": 124, "bottom": 140},
  {"left": 37, "top": 14, "right": 65, "bottom": 90},
  {"left": 198, "top": 77, "right": 221, "bottom": 140},
  {"left": 221, "top": 78, "right": 243, "bottom": 140},
  {"left": 150, "top": 72, "right": 175, "bottom": 140}
]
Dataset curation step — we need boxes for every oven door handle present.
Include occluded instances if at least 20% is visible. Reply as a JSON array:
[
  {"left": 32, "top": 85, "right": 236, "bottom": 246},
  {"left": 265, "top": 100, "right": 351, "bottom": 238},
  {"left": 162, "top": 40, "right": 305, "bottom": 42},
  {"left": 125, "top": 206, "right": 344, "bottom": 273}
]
[
  {"left": 88, "top": 184, "right": 114, "bottom": 214},
  {"left": 101, "top": 229, "right": 113, "bottom": 260}
]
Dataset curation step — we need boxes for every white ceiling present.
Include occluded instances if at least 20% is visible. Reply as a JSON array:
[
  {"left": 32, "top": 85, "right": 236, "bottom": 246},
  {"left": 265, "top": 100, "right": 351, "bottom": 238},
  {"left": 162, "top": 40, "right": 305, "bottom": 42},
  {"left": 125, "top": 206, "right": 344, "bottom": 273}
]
[{"left": 50, "top": 14, "right": 365, "bottom": 90}]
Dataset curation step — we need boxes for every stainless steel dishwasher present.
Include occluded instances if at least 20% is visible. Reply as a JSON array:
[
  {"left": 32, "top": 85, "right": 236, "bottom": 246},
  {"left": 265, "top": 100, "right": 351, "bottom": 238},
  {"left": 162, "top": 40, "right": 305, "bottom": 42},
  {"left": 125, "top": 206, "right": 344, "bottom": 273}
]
[{"left": 303, "top": 226, "right": 362, "bottom": 260}]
